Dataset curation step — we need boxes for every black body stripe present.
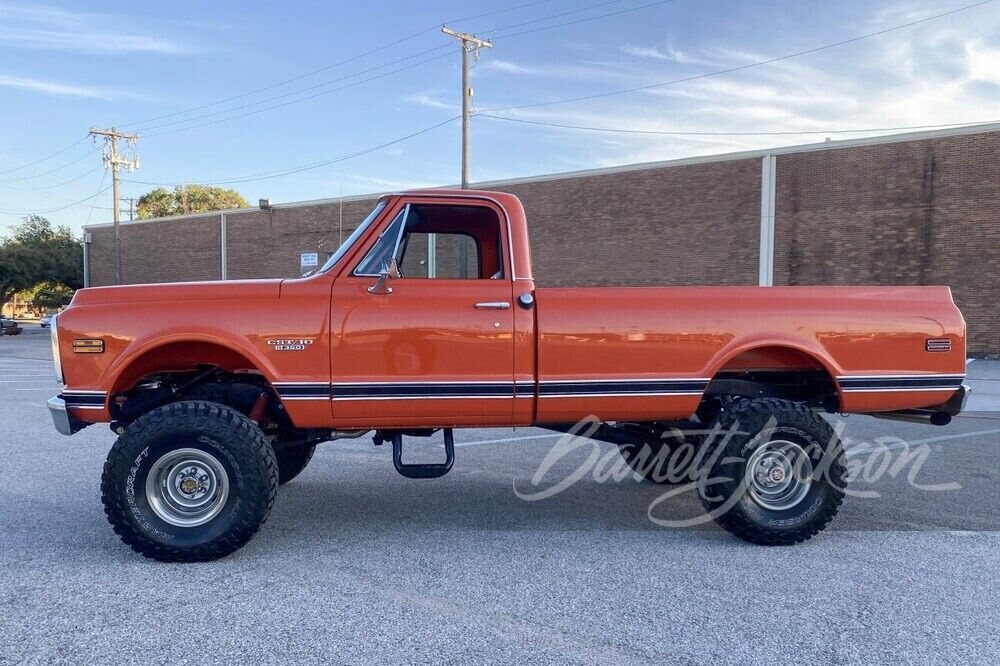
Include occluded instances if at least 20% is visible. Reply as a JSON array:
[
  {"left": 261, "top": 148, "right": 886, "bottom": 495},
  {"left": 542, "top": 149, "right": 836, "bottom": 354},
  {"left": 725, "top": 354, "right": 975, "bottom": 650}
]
[
  {"left": 334, "top": 383, "right": 513, "bottom": 398},
  {"left": 274, "top": 384, "right": 330, "bottom": 398},
  {"left": 839, "top": 376, "right": 963, "bottom": 391},
  {"left": 539, "top": 380, "right": 708, "bottom": 396},
  {"left": 62, "top": 393, "right": 106, "bottom": 406},
  {"left": 274, "top": 379, "right": 711, "bottom": 400}
]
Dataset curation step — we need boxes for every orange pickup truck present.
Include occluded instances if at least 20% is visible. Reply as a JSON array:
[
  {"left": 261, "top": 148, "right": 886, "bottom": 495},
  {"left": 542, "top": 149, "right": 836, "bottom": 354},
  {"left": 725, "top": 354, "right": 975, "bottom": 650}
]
[{"left": 49, "top": 189, "right": 969, "bottom": 561}]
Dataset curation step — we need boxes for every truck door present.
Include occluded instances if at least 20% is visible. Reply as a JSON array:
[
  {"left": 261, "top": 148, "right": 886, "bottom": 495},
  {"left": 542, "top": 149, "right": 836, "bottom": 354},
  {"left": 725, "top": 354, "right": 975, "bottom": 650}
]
[{"left": 329, "top": 198, "right": 516, "bottom": 428}]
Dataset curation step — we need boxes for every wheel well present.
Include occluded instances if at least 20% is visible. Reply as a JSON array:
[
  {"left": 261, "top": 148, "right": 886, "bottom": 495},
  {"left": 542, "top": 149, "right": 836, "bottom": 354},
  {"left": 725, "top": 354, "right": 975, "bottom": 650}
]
[
  {"left": 111, "top": 340, "right": 264, "bottom": 394},
  {"left": 109, "top": 341, "right": 291, "bottom": 430},
  {"left": 703, "top": 346, "right": 841, "bottom": 415}
]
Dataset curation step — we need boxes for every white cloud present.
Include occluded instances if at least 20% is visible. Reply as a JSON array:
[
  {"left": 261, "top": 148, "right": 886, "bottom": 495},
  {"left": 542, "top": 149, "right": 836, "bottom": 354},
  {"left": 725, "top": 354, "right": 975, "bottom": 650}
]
[
  {"left": 481, "top": 3, "right": 1000, "bottom": 172},
  {"left": 622, "top": 42, "right": 725, "bottom": 66},
  {"left": 0, "top": 3, "right": 195, "bottom": 54},
  {"left": 404, "top": 92, "right": 459, "bottom": 111},
  {"left": 0, "top": 74, "right": 104, "bottom": 98}
]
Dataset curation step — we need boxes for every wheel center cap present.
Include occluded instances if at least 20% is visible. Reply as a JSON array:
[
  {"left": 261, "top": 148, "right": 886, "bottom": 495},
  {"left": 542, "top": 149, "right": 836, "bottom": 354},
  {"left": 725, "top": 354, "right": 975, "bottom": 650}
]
[
  {"left": 180, "top": 477, "right": 200, "bottom": 494},
  {"left": 768, "top": 467, "right": 785, "bottom": 483}
]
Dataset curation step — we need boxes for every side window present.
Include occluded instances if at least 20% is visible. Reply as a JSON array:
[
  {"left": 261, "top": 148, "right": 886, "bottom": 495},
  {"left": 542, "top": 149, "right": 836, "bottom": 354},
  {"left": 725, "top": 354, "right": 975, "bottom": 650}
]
[
  {"left": 396, "top": 204, "right": 504, "bottom": 279},
  {"left": 399, "top": 232, "right": 479, "bottom": 279}
]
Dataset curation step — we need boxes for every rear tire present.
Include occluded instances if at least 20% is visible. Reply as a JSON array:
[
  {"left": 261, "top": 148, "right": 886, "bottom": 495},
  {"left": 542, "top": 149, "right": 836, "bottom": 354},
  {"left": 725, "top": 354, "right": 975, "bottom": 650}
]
[
  {"left": 275, "top": 445, "right": 316, "bottom": 485},
  {"left": 698, "top": 398, "right": 846, "bottom": 545},
  {"left": 101, "top": 401, "right": 278, "bottom": 562}
]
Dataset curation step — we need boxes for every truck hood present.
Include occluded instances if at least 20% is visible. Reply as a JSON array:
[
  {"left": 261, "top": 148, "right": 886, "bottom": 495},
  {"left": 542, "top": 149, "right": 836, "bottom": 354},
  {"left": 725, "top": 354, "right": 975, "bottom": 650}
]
[{"left": 70, "top": 279, "right": 284, "bottom": 307}]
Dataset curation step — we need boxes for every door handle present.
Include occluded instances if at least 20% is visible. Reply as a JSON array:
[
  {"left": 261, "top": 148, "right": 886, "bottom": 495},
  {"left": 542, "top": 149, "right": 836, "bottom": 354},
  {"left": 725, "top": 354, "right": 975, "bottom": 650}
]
[{"left": 474, "top": 301, "right": 511, "bottom": 310}]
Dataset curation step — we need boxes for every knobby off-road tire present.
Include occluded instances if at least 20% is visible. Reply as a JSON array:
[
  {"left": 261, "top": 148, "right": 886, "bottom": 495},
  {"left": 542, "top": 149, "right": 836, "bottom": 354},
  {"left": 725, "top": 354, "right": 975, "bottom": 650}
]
[
  {"left": 101, "top": 401, "right": 279, "bottom": 562},
  {"left": 275, "top": 445, "right": 316, "bottom": 485},
  {"left": 699, "top": 398, "right": 846, "bottom": 545}
]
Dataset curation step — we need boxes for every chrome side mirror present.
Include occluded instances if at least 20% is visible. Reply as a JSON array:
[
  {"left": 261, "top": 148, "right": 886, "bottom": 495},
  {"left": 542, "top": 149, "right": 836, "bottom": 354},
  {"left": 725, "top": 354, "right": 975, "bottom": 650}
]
[{"left": 368, "top": 257, "right": 400, "bottom": 295}]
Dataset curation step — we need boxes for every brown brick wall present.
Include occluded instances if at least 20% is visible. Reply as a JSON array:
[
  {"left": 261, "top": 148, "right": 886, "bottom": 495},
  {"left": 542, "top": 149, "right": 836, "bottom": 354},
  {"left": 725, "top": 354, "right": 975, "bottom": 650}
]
[
  {"left": 89, "top": 214, "right": 222, "bottom": 285},
  {"left": 85, "top": 130, "right": 999, "bottom": 354},
  {"left": 494, "top": 158, "right": 761, "bottom": 287},
  {"left": 773, "top": 132, "right": 1000, "bottom": 356}
]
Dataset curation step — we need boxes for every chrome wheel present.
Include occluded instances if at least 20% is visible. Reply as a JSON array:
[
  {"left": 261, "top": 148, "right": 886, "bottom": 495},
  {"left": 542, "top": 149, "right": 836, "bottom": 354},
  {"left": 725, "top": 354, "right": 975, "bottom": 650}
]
[
  {"left": 745, "top": 439, "right": 813, "bottom": 511},
  {"left": 145, "top": 448, "right": 229, "bottom": 527}
]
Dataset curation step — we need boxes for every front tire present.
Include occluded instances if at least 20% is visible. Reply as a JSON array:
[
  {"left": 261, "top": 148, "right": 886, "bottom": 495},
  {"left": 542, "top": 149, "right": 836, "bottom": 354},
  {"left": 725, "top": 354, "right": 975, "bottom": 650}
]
[
  {"left": 101, "top": 401, "right": 278, "bottom": 562},
  {"left": 699, "top": 398, "right": 846, "bottom": 545}
]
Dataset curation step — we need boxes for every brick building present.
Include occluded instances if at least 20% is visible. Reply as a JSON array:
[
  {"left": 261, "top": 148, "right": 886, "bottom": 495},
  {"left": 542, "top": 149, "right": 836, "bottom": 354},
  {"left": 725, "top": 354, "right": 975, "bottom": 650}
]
[{"left": 84, "top": 124, "right": 1000, "bottom": 355}]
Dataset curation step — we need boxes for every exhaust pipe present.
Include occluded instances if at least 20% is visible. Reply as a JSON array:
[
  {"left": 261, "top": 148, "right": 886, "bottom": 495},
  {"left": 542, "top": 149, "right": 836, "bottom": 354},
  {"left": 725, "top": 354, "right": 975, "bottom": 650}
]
[
  {"left": 868, "top": 384, "right": 970, "bottom": 427},
  {"left": 870, "top": 409, "right": 952, "bottom": 427}
]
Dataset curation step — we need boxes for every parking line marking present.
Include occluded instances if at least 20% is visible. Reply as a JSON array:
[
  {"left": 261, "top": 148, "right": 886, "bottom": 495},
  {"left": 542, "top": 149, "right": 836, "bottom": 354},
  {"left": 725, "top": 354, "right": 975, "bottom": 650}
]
[
  {"left": 846, "top": 428, "right": 1000, "bottom": 457},
  {"left": 455, "top": 433, "right": 564, "bottom": 447},
  {"left": 0, "top": 380, "right": 57, "bottom": 383}
]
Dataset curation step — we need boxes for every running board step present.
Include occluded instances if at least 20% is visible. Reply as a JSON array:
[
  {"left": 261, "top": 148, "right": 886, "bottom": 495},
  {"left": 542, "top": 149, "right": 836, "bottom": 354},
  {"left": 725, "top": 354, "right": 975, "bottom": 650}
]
[{"left": 391, "top": 429, "right": 455, "bottom": 479}]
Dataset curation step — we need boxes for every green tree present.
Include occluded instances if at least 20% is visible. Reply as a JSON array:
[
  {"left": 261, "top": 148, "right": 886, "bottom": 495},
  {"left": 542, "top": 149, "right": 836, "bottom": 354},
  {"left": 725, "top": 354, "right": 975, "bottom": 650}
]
[
  {"left": 0, "top": 215, "right": 83, "bottom": 306},
  {"left": 18, "top": 281, "right": 75, "bottom": 312},
  {"left": 137, "top": 185, "right": 250, "bottom": 219}
]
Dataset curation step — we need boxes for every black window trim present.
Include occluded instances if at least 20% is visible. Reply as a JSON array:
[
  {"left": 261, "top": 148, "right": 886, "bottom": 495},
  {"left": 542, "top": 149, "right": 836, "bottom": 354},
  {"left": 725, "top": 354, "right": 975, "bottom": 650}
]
[{"left": 351, "top": 203, "right": 410, "bottom": 277}]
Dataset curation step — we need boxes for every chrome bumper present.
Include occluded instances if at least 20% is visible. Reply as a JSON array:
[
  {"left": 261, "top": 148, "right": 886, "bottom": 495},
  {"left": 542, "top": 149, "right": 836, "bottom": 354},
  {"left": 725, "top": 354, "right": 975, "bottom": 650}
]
[
  {"left": 48, "top": 396, "right": 85, "bottom": 436},
  {"left": 945, "top": 384, "right": 972, "bottom": 415}
]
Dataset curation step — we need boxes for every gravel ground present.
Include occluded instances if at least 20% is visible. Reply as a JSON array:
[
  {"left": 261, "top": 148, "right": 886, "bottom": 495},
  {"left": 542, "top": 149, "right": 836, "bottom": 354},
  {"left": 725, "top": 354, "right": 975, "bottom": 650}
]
[{"left": 1, "top": 331, "right": 998, "bottom": 664}]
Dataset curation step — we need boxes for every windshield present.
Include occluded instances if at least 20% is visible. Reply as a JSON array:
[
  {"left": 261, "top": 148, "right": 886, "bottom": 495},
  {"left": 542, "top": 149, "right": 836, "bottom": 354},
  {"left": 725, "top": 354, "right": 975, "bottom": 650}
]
[{"left": 317, "top": 199, "right": 388, "bottom": 273}]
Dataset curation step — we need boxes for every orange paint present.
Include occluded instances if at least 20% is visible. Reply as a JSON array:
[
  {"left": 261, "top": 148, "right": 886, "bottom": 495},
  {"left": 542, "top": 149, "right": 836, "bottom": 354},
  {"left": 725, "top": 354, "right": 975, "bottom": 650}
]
[{"left": 53, "top": 189, "right": 967, "bottom": 429}]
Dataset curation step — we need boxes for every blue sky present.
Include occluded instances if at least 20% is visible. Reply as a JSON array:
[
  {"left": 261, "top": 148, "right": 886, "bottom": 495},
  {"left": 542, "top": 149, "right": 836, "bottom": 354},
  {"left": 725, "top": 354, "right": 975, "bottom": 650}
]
[{"left": 1, "top": 0, "right": 998, "bottom": 233}]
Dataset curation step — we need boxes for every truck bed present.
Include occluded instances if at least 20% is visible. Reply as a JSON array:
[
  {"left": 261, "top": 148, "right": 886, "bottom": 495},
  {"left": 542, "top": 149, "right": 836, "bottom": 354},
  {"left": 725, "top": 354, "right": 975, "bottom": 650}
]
[{"left": 534, "top": 285, "right": 966, "bottom": 422}]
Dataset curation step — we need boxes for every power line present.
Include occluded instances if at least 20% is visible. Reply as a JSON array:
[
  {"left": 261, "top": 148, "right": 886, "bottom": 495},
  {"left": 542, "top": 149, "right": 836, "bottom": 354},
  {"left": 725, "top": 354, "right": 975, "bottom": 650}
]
[
  {"left": 133, "top": 0, "right": 684, "bottom": 138},
  {"left": 485, "top": 0, "right": 996, "bottom": 111},
  {"left": 139, "top": 49, "right": 453, "bottom": 136},
  {"left": 119, "top": 0, "right": 562, "bottom": 130},
  {"left": 0, "top": 165, "right": 104, "bottom": 192},
  {"left": 0, "top": 182, "right": 114, "bottom": 216},
  {"left": 0, "top": 136, "right": 90, "bottom": 175},
  {"left": 487, "top": 0, "right": 628, "bottom": 35},
  {"left": 125, "top": 116, "right": 461, "bottom": 187},
  {"left": 0, "top": 147, "right": 100, "bottom": 183},
  {"left": 82, "top": 167, "right": 111, "bottom": 228},
  {"left": 493, "top": 0, "right": 676, "bottom": 39},
  {"left": 479, "top": 113, "right": 1000, "bottom": 136}
]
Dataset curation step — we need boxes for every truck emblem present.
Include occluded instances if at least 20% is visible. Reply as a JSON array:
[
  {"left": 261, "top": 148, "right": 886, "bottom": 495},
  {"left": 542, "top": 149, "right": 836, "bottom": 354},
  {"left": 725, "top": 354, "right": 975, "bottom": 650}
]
[{"left": 266, "top": 338, "right": 314, "bottom": 351}]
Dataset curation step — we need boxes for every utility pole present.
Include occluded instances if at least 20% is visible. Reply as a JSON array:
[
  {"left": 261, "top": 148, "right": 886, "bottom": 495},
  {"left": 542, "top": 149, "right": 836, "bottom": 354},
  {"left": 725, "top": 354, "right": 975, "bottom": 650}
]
[
  {"left": 89, "top": 127, "right": 139, "bottom": 285},
  {"left": 121, "top": 197, "right": 137, "bottom": 221},
  {"left": 442, "top": 25, "right": 492, "bottom": 189}
]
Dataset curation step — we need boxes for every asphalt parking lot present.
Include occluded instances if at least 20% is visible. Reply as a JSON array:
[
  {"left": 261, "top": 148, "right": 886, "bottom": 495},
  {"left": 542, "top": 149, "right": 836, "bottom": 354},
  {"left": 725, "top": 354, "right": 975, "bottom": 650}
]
[{"left": 1, "top": 330, "right": 998, "bottom": 663}]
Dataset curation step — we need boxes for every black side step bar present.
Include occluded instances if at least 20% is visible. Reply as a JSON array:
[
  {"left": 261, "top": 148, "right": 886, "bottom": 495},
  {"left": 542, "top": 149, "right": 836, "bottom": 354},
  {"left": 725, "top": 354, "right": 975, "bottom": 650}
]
[{"left": 391, "top": 428, "right": 455, "bottom": 479}]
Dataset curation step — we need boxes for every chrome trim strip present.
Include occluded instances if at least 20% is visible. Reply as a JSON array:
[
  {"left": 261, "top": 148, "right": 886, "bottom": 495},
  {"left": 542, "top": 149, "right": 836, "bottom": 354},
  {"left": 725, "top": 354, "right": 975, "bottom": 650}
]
[
  {"left": 539, "top": 377, "right": 713, "bottom": 384},
  {"left": 837, "top": 373, "right": 966, "bottom": 380},
  {"left": 840, "top": 387, "right": 965, "bottom": 393},
  {"left": 333, "top": 380, "right": 516, "bottom": 386},
  {"left": 332, "top": 396, "right": 514, "bottom": 401}
]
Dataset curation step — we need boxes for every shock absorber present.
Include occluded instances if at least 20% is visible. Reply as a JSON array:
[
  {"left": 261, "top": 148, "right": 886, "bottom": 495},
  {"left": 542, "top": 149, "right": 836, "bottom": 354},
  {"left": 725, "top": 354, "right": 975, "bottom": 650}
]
[{"left": 248, "top": 392, "right": 268, "bottom": 424}]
